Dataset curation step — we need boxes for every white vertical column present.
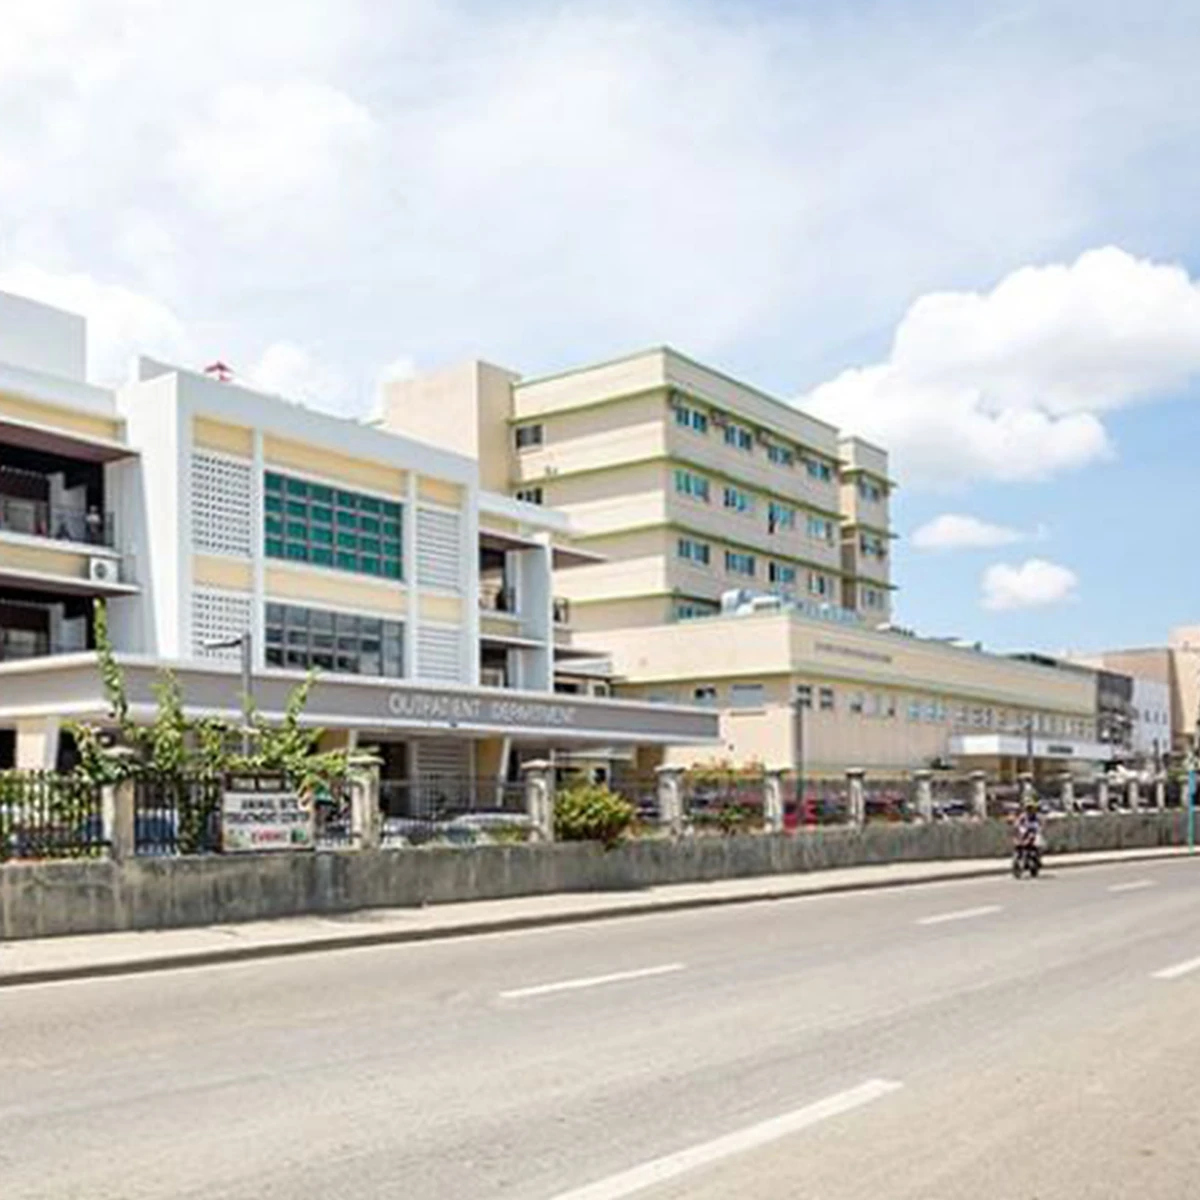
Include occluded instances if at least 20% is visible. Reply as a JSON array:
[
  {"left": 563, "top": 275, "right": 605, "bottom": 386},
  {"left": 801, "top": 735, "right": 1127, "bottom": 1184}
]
[
  {"left": 250, "top": 430, "right": 266, "bottom": 669},
  {"left": 176, "top": 399, "right": 194, "bottom": 660},
  {"left": 403, "top": 472, "right": 418, "bottom": 680},
  {"left": 462, "top": 487, "right": 481, "bottom": 686}
]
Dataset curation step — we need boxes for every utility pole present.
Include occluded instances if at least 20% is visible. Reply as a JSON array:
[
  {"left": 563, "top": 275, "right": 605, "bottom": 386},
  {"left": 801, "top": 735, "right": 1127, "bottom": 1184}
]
[{"left": 1025, "top": 716, "right": 1035, "bottom": 783}]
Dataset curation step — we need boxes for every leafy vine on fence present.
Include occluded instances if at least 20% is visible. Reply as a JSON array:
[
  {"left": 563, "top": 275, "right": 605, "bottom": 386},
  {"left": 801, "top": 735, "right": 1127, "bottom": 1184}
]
[{"left": 67, "top": 600, "right": 373, "bottom": 794}]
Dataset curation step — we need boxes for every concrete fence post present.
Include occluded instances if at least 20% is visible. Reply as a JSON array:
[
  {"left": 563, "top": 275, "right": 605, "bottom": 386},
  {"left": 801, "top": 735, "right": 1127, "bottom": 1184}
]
[
  {"left": 351, "top": 768, "right": 381, "bottom": 851},
  {"left": 913, "top": 769, "right": 934, "bottom": 823},
  {"left": 970, "top": 770, "right": 988, "bottom": 820},
  {"left": 1127, "top": 776, "right": 1141, "bottom": 812},
  {"left": 846, "top": 768, "right": 866, "bottom": 828},
  {"left": 1059, "top": 772, "right": 1075, "bottom": 814},
  {"left": 1155, "top": 775, "right": 1167, "bottom": 811},
  {"left": 1096, "top": 775, "right": 1110, "bottom": 812},
  {"left": 763, "top": 768, "right": 786, "bottom": 834},
  {"left": 104, "top": 777, "right": 136, "bottom": 861},
  {"left": 655, "top": 765, "right": 686, "bottom": 837},
  {"left": 523, "top": 759, "right": 555, "bottom": 842}
]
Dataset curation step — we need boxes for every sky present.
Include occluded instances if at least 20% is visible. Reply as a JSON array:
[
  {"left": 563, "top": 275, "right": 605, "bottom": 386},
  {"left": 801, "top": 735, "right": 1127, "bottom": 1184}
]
[{"left": 2, "top": 0, "right": 1198, "bottom": 654}]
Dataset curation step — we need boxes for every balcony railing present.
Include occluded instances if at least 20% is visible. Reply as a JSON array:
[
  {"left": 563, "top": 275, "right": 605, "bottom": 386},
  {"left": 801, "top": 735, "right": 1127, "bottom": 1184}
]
[
  {"left": 0, "top": 496, "right": 114, "bottom": 548},
  {"left": 0, "top": 629, "right": 63, "bottom": 663},
  {"left": 479, "top": 581, "right": 518, "bottom": 614}
]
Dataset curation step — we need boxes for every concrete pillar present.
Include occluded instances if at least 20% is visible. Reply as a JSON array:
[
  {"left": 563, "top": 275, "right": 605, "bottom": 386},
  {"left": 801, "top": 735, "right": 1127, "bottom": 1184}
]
[
  {"left": 655, "top": 764, "right": 686, "bottom": 837},
  {"left": 523, "top": 759, "right": 555, "bottom": 842},
  {"left": 846, "top": 768, "right": 866, "bottom": 827},
  {"left": 103, "top": 777, "right": 137, "bottom": 860},
  {"left": 1126, "top": 776, "right": 1141, "bottom": 812},
  {"left": 763, "top": 768, "right": 786, "bottom": 834},
  {"left": 1096, "top": 775, "right": 1110, "bottom": 812},
  {"left": 1154, "top": 775, "right": 1167, "bottom": 811},
  {"left": 970, "top": 771, "right": 988, "bottom": 820},
  {"left": 1019, "top": 772, "right": 1035, "bottom": 807},
  {"left": 913, "top": 769, "right": 934, "bottom": 822},
  {"left": 350, "top": 768, "right": 381, "bottom": 850},
  {"left": 15, "top": 716, "right": 60, "bottom": 771},
  {"left": 1059, "top": 772, "right": 1075, "bottom": 814}
]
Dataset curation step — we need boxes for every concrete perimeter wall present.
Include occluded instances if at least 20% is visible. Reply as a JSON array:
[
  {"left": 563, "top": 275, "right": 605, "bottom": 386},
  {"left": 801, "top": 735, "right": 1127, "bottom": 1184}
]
[{"left": 0, "top": 814, "right": 1186, "bottom": 941}]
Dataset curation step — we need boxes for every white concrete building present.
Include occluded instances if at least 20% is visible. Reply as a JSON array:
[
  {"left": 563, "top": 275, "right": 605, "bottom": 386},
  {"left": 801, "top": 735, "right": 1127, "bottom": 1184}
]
[{"left": 0, "top": 292, "right": 716, "bottom": 797}]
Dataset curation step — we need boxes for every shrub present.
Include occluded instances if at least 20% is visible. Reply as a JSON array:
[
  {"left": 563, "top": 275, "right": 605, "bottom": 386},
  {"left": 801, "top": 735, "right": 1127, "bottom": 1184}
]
[{"left": 554, "top": 782, "right": 636, "bottom": 847}]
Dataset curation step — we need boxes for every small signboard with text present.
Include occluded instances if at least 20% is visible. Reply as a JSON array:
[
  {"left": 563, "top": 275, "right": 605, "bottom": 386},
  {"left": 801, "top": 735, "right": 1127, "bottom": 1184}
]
[{"left": 221, "top": 775, "right": 314, "bottom": 853}]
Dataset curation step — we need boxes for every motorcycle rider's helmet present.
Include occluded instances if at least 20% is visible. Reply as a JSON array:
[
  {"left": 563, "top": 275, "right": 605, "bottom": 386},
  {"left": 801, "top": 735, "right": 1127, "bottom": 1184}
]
[{"left": 1023, "top": 797, "right": 1039, "bottom": 812}]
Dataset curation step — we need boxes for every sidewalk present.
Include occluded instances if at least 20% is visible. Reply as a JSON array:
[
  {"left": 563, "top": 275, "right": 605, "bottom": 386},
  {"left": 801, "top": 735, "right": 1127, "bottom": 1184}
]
[{"left": 1, "top": 846, "right": 1191, "bottom": 988}]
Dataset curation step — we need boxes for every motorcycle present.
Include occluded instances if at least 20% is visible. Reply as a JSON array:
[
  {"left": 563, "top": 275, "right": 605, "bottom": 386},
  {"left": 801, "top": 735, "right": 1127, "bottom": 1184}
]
[{"left": 1012, "top": 835, "right": 1042, "bottom": 879}]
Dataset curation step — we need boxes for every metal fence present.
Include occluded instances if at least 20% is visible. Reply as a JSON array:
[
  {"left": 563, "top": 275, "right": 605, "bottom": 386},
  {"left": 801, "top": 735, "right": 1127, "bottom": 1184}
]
[
  {"left": 0, "top": 771, "right": 107, "bottom": 861},
  {"left": 380, "top": 776, "right": 530, "bottom": 846},
  {"left": 133, "top": 775, "right": 222, "bottom": 855},
  {"left": 686, "top": 775, "right": 766, "bottom": 834},
  {"left": 792, "top": 779, "right": 853, "bottom": 826},
  {"left": 863, "top": 777, "right": 913, "bottom": 823}
]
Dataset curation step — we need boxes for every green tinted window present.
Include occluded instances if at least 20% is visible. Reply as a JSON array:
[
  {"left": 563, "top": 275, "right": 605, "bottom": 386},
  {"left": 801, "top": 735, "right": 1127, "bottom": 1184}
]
[{"left": 263, "top": 471, "right": 404, "bottom": 580}]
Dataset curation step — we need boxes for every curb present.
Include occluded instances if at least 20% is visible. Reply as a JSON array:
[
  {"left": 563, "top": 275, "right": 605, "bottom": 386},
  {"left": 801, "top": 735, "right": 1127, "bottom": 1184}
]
[{"left": 0, "top": 847, "right": 1190, "bottom": 989}]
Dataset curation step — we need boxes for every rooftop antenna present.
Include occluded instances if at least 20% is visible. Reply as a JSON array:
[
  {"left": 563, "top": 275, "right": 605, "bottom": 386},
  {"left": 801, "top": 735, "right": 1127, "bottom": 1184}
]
[{"left": 204, "top": 361, "right": 233, "bottom": 383}]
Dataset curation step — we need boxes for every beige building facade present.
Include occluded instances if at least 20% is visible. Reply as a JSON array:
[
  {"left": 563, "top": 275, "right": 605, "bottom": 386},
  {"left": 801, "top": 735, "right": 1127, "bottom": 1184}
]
[
  {"left": 597, "top": 607, "right": 1105, "bottom": 780},
  {"left": 385, "top": 347, "right": 894, "bottom": 633}
]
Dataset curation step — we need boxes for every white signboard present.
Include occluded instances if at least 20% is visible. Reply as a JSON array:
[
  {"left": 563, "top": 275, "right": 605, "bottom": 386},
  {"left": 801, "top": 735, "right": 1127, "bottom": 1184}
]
[{"left": 221, "top": 790, "right": 314, "bottom": 853}]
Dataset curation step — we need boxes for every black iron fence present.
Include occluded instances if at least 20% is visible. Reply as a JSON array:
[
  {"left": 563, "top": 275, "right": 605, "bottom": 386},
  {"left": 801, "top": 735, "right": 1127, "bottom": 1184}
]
[
  {"left": 0, "top": 771, "right": 106, "bottom": 861},
  {"left": 133, "top": 776, "right": 223, "bottom": 855},
  {"left": 380, "top": 776, "right": 530, "bottom": 846}
]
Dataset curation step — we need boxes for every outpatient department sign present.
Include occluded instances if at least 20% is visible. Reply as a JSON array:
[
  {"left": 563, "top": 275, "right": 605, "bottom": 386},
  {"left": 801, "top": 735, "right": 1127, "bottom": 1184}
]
[{"left": 387, "top": 689, "right": 578, "bottom": 729}]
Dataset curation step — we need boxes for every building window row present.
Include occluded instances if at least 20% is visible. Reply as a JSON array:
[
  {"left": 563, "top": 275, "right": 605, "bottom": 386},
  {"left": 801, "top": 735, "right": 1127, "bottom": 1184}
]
[
  {"left": 676, "top": 533, "right": 830, "bottom": 595},
  {"left": 264, "top": 602, "right": 404, "bottom": 678},
  {"left": 723, "top": 484, "right": 754, "bottom": 514},
  {"left": 674, "top": 467, "right": 838, "bottom": 547},
  {"left": 856, "top": 477, "right": 886, "bottom": 504},
  {"left": 677, "top": 536, "right": 711, "bottom": 565},
  {"left": 725, "top": 549, "right": 756, "bottom": 578},
  {"left": 674, "top": 599, "right": 720, "bottom": 621},
  {"left": 668, "top": 393, "right": 837, "bottom": 483},
  {"left": 514, "top": 486, "right": 544, "bottom": 505},
  {"left": 859, "top": 532, "right": 888, "bottom": 559},
  {"left": 514, "top": 423, "right": 544, "bottom": 450},
  {"left": 674, "top": 468, "right": 711, "bottom": 502},
  {"left": 767, "top": 500, "right": 796, "bottom": 532},
  {"left": 264, "top": 472, "right": 402, "bottom": 580},
  {"left": 861, "top": 585, "right": 886, "bottom": 610}
]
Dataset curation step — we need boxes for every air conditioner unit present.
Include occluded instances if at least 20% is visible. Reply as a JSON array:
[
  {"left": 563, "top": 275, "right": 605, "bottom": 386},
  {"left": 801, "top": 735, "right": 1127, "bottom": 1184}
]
[{"left": 87, "top": 556, "right": 119, "bottom": 585}]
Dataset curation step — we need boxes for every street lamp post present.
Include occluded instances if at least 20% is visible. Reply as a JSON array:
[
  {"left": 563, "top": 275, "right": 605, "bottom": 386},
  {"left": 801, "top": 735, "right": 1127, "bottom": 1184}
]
[{"left": 204, "top": 631, "right": 253, "bottom": 756}]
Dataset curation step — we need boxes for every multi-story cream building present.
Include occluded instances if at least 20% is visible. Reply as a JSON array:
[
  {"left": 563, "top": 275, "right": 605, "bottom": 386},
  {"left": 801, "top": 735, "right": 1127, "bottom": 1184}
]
[
  {"left": 386, "top": 348, "right": 894, "bottom": 632},
  {"left": 0, "top": 293, "right": 716, "bottom": 792},
  {"left": 386, "top": 347, "right": 1117, "bottom": 781}
]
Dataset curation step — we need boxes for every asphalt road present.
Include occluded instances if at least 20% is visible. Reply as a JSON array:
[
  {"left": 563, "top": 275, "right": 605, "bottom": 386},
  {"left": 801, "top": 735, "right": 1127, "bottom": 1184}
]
[{"left": 2, "top": 856, "right": 1199, "bottom": 1199}]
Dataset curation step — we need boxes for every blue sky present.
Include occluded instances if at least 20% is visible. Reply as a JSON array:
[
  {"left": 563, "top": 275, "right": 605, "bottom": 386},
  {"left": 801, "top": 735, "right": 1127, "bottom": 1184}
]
[{"left": 1, "top": 0, "right": 1198, "bottom": 653}]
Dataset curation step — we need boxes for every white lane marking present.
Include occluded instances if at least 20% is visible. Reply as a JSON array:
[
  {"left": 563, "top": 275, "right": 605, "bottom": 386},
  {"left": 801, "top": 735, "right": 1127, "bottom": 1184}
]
[
  {"left": 500, "top": 963, "right": 685, "bottom": 999},
  {"left": 1153, "top": 955, "right": 1200, "bottom": 981},
  {"left": 548, "top": 1078, "right": 903, "bottom": 1200},
  {"left": 916, "top": 904, "right": 1003, "bottom": 927},
  {"left": 1108, "top": 880, "right": 1155, "bottom": 893}
]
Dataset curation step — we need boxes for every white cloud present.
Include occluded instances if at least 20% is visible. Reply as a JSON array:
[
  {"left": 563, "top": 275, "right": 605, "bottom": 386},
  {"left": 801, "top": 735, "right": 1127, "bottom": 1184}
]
[
  {"left": 3, "top": 3, "right": 1200, "bottom": 429},
  {"left": 249, "top": 341, "right": 353, "bottom": 411},
  {"left": 912, "top": 514, "right": 1026, "bottom": 552},
  {"left": 803, "top": 248, "right": 1200, "bottom": 488},
  {"left": 0, "top": 264, "right": 187, "bottom": 384},
  {"left": 170, "top": 81, "right": 376, "bottom": 222},
  {"left": 981, "top": 559, "right": 1079, "bottom": 612}
]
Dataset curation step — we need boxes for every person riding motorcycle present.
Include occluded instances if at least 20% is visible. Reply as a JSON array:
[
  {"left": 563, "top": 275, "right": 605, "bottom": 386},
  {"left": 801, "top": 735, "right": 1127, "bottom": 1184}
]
[{"left": 1013, "top": 797, "right": 1043, "bottom": 849}]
